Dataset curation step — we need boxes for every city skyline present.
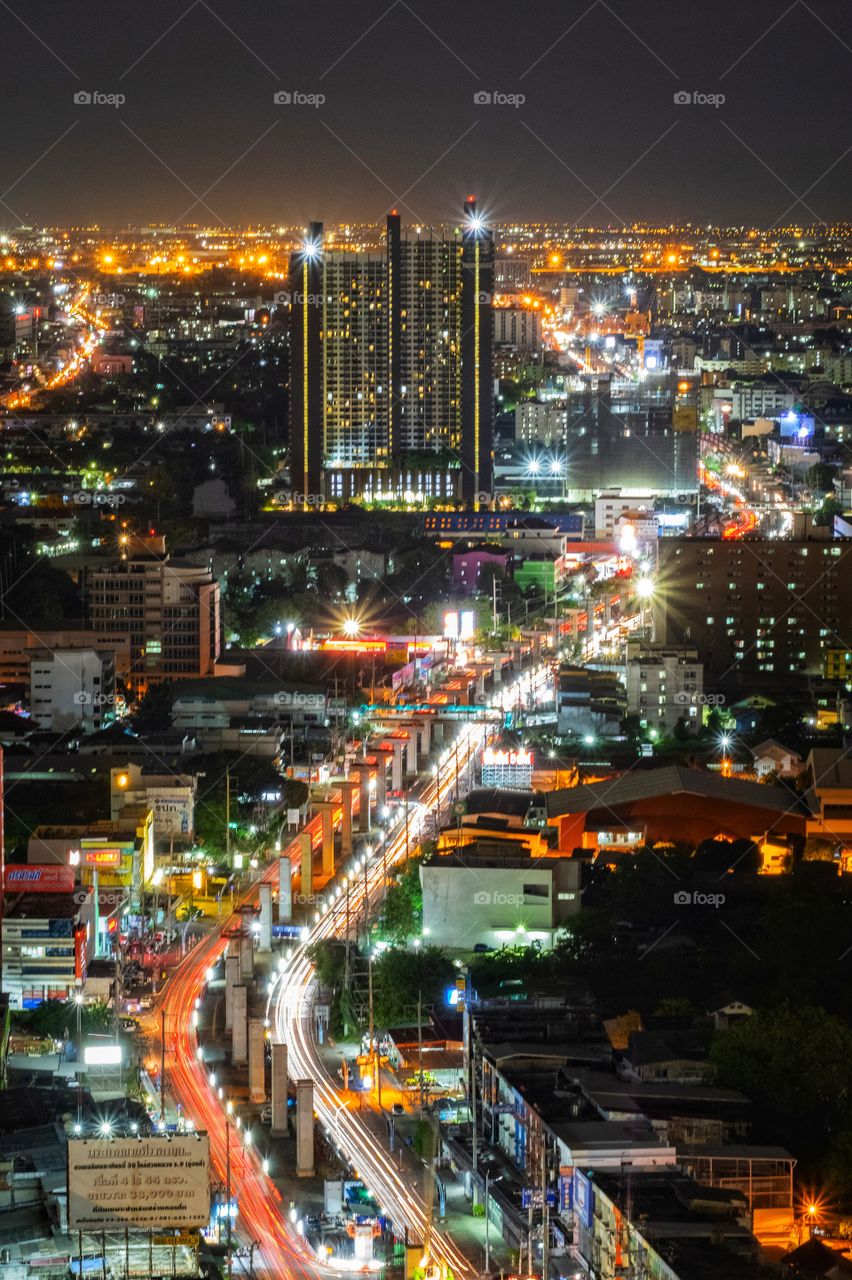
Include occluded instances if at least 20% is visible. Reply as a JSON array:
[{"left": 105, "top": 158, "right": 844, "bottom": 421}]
[{"left": 1, "top": 0, "right": 851, "bottom": 227}]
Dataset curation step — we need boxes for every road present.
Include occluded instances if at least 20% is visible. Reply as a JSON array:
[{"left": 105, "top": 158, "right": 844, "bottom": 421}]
[
  {"left": 158, "top": 663, "right": 547, "bottom": 1278},
  {"left": 272, "top": 667, "right": 549, "bottom": 1280}
]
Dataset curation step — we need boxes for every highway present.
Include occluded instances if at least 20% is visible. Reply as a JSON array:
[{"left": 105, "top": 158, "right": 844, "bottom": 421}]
[{"left": 157, "top": 662, "right": 548, "bottom": 1278}]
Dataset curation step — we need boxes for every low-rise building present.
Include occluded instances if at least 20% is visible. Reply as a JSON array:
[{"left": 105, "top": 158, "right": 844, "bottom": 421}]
[
  {"left": 624, "top": 640, "right": 703, "bottom": 732},
  {"left": 110, "top": 762, "right": 196, "bottom": 840},
  {"left": 420, "top": 850, "right": 581, "bottom": 951},
  {"left": 29, "top": 648, "right": 116, "bottom": 733},
  {"left": 2, "top": 867, "right": 95, "bottom": 1008}
]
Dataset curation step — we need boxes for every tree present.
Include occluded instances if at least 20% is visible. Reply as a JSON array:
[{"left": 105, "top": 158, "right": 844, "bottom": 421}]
[
  {"left": 712, "top": 1006, "right": 852, "bottom": 1160},
  {"left": 371, "top": 946, "right": 455, "bottom": 1027},
  {"left": 378, "top": 857, "right": 423, "bottom": 943}
]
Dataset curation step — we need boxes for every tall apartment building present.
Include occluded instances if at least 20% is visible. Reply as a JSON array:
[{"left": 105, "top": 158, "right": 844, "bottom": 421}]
[
  {"left": 289, "top": 197, "right": 493, "bottom": 505},
  {"left": 87, "top": 555, "right": 221, "bottom": 694},
  {"left": 653, "top": 537, "right": 852, "bottom": 683}
]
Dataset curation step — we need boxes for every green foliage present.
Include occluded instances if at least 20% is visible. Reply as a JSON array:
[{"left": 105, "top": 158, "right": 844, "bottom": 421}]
[
  {"left": 712, "top": 1006, "right": 852, "bottom": 1164},
  {"left": 307, "top": 940, "right": 346, "bottom": 987},
  {"left": 378, "top": 857, "right": 424, "bottom": 943},
  {"left": 371, "top": 946, "right": 455, "bottom": 1027},
  {"left": 13, "top": 999, "right": 112, "bottom": 1040}
]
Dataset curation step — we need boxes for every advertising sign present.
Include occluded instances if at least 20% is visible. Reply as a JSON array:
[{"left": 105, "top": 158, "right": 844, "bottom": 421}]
[
  {"left": 83, "top": 847, "right": 122, "bottom": 869},
  {"left": 84, "top": 1044, "right": 122, "bottom": 1066},
  {"left": 5, "top": 864, "right": 75, "bottom": 894},
  {"left": 68, "top": 1136, "right": 210, "bottom": 1231},
  {"left": 152, "top": 796, "right": 193, "bottom": 837},
  {"left": 573, "top": 1170, "right": 594, "bottom": 1229},
  {"left": 74, "top": 925, "right": 88, "bottom": 981},
  {"left": 481, "top": 747, "right": 534, "bottom": 788}
]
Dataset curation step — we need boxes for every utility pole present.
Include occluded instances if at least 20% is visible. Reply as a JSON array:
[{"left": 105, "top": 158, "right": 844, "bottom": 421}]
[
  {"left": 225, "top": 768, "right": 231, "bottom": 870},
  {"left": 417, "top": 990, "right": 424, "bottom": 1117},
  {"left": 226, "top": 1118, "right": 233, "bottom": 1280},
  {"left": 160, "top": 1008, "right": 166, "bottom": 1124},
  {"left": 541, "top": 1140, "right": 550, "bottom": 1280}
]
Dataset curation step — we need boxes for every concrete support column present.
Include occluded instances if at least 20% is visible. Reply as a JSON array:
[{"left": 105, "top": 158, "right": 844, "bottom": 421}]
[
  {"left": 278, "top": 855, "right": 292, "bottom": 923},
  {"left": 299, "top": 831, "right": 313, "bottom": 899},
  {"left": 240, "top": 927, "right": 254, "bottom": 979},
  {"left": 312, "top": 801, "right": 336, "bottom": 879},
  {"left": 232, "top": 984, "right": 248, "bottom": 1065},
  {"left": 373, "top": 750, "right": 391, "bottom": 806},
  {"left": 224, "top": 954, "right": 240, "bottom": 1031},
  {"left": 296, "top": 1079, "right": 315, "bottom": 1177},
  {"left": 258, "top": 884, "right": 273, "bottom": 953},
  {"left": 248, "top": 1018, "right": 266, "bottom": 1103},
  {"left": 271, "top": 1042, "right": 288, "bottom": 1136},
  {"left": 352, "top": 764, "right": 372, "bottom": 834},
  {"left": 335, "top": 780, "right": 357, "bottom": 856},
  {"left": 389, "top": 742, "right": 404, "bottom": 791}
]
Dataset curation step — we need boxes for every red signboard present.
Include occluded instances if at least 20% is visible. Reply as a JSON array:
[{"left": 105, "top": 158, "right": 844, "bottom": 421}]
[
  {"left": 74, "top": 925, "right": 87, "bottom": 981},
  {"left": 4, "top": 864, "right": 75, "bottom": 894},
  {"left": 83, "top": 848, "right": 121, "bottom": 868}
]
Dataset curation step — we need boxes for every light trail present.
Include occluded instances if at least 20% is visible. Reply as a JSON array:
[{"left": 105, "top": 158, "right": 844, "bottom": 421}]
[{"left": 160, "top": 665, "right": 548, "bottom": 1277}]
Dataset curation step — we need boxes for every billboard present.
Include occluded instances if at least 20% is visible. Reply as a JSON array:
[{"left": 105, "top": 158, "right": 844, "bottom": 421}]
[
  {"left": 5, "top": 864, "right": 75, "bottom": 894},
  {"left": 68, "top": 1136, "right": 210, "bottom": 1231}
]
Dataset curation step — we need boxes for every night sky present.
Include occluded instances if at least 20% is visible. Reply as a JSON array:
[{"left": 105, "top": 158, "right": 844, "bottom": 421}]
[{"left": 2, "top": 0, "right": 852, "bottom": 228}]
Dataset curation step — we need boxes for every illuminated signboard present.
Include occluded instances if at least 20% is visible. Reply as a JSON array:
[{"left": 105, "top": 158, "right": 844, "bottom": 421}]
[
  {"left": 443, "top": 611, "right": 476, "bottom": 641},
  {"left": 68, "top": 1136, "right": 210, "bottom": 1231},
  {"left": 84, "top": 1043, "right": 122, "bottom": 1066},
  {"left": 4, "top": 864, "right": 75, "bottom": 894},
  {"left": 322, "top": 639, "right": 387, "bottom": 653},
  {"left": 81, "top": 839, "right": 132, "bottom": 869},
  {"left": 481, "top": 747, "right": 534, "bottom": 788},
  {"left": 74, "top": 925, "right": 88, "bottom": 981}
]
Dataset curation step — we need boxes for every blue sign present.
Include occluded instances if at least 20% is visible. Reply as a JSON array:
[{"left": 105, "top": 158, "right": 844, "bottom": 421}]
[
  {"left": 559, "top": 1174, "right": 573, "bottom": 1212},
  {"left": 573, "top": 1170, "right": 593, "bottom": 1229}
]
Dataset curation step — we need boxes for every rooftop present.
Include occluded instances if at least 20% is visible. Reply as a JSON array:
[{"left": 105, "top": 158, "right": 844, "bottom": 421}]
[{"left": 546, "top": 764, "right": 805, "bottom": 819}]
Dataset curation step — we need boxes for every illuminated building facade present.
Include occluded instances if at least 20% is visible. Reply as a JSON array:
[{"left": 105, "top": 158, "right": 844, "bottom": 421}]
[{"left": 288, "top": 200, "right": 493, "bottom": 504}]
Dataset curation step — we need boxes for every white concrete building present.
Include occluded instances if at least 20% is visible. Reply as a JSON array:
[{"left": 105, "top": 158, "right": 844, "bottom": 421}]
[
  {"left": 625, "top": 641, "right": 704, "bottom": 731},
  {"left": 29, "top": 649, "right": 116, "bottom": 733},
  {"left": 594, "top": 492, "right": 654, "bottom": 539}
]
